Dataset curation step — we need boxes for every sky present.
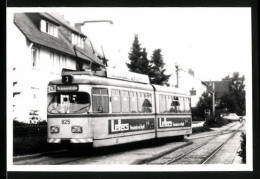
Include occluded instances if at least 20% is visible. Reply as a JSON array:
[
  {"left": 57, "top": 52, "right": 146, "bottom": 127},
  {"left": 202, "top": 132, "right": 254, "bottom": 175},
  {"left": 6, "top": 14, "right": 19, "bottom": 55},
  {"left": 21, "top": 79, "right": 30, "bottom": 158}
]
[
  {"left": 57, "top": 7, "right": 251, "bottom": 83},
  {"left": 12, "top": 7, "right": 252, "bottom": 83}
]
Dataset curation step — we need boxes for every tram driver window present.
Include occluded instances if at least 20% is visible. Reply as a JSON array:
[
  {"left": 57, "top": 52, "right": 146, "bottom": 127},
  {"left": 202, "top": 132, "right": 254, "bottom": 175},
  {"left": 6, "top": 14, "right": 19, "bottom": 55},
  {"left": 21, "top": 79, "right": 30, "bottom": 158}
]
[{"left": 47, "top": 92, "right": 90, "bottom": 114}]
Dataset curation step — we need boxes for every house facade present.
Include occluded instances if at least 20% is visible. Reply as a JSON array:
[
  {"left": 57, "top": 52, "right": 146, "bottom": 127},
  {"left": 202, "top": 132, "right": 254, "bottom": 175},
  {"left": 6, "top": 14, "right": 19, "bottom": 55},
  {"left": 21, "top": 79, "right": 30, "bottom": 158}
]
[
  {"left": 168, "top": 68, "right": 207, "bottom": 107},
  {"left": 8, "top": 12, "right": 105, "bottom": 123}
]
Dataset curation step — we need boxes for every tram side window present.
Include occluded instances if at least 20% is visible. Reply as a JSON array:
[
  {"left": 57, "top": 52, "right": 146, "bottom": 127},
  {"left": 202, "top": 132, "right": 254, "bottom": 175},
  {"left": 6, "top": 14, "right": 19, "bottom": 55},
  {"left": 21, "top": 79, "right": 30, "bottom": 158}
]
[
  {"left": 170, "top": 96, "right": 180, "bottom": 113},
  {"left": 178, "top": 97, "right": 185, "bottom": 113},
  {"left": 143, "top": 93, "right": 152, "bottom": 113},
  {"left": 111, "top": 89, "right": 121, "bottom": 113},
  {"left": 137, "top": 92, "right": 144, "bottom": 112},
  {"left": 166, "top": 95, "right": 172, "bottom": 112},
  {"left": 159, "top": 94, "right": 166, "bottom": 113},
  {"left": 92, "top": 88, "right": 109, "bottom": 113},
  {"left": 184, "top": 97, "right": 191, "bottom": 112},
  {"left": 121, "top": 90, "right": 130, "bottom": 113},
  {"left": 130, "top": 91, "right": 138, "bottom": 113}
]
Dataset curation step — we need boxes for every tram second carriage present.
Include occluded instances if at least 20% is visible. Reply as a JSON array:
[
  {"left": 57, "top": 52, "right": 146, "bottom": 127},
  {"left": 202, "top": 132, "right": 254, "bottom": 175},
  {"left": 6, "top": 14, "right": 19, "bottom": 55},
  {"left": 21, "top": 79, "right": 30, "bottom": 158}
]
[{"left": 47, "top": 69, "right": 192, "bottom": 147}]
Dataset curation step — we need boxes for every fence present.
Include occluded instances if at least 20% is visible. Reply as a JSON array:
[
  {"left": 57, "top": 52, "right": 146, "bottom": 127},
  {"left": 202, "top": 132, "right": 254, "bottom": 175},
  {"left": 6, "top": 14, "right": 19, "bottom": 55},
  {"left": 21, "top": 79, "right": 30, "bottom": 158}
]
[{"left": 13, "top": 124, "right": 47, "bottom": 138}]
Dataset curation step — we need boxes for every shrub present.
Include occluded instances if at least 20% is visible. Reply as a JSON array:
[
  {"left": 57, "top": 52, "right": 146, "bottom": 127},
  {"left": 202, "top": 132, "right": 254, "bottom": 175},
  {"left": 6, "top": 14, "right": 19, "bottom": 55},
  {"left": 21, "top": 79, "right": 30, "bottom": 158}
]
[
  {"left": 192, "top": 126, "right": 211, "bottom": 133},
  {"left": 203, "top": 116, "right": 232, "bottom": 127},
  {"left": 238, "top": 132, "right": 246, "bottom": 163}
]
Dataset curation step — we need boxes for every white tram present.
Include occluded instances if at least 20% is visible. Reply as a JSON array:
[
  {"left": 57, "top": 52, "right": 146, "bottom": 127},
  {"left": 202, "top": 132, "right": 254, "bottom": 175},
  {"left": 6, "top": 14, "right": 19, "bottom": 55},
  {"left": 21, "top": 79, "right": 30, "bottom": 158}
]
[{"left": 47, "top": 69, "right": 192, "bottom": 147}]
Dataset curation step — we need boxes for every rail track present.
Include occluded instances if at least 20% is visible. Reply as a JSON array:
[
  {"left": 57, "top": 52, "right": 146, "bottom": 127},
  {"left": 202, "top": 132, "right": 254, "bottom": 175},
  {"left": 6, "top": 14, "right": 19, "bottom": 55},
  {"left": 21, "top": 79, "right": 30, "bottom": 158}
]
[
  {"left": 13, "top": 122, "right": 244, "bottom": 165},
  {"left": 142, "top": 122, "right": 244, "bottom": 165}
]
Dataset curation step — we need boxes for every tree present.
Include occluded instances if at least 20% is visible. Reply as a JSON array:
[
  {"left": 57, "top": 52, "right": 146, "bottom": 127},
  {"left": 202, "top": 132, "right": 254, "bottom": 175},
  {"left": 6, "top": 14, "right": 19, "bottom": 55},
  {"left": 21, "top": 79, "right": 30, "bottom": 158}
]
[
  {"left": 149, "top": 49, "right": 171, "bottom": 85},
  {"left": 219, "top": 72, "right": 246, "bottom": 115},
  {"left": 192, "top": 91, "right": 212, "bottom": 118},
  {"left": 126, "top": 35, "right": 150, "bottom": 74}
]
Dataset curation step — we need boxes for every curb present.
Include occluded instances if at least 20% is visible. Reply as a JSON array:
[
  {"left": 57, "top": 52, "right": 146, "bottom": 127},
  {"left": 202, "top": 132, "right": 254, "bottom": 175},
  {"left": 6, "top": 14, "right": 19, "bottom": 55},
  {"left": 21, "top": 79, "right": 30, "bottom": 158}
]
[
  {"left": 131, "top": 141, "right": 193, "bottom": 165},
  {"left": 13, "top": 150, "right": 67, "bottom": 162}
]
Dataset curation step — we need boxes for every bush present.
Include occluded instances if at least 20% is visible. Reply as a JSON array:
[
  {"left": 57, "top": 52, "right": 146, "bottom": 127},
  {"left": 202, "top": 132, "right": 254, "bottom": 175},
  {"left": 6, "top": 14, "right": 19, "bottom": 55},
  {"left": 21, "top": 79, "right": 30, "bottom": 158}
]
[
  {"left": 203, "top": 116, "right": 232, "bottom": 127},
  {"left": 13, "top": 120, "right": 47, "bottom": 138},
  {"left": 192, "top": 126, "right": 211, "bottom": 133},
  {"left": 238, "top": 132, "right": 246, "bottom": 163}
]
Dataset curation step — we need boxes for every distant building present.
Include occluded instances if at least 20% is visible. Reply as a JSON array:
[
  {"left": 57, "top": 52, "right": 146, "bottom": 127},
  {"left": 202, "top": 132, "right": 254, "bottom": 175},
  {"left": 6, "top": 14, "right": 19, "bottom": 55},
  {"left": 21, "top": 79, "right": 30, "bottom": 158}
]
[
  {"left": 9, "top": 12, "right": 105, "bottom": 123},
  {"left": 203, "top": 80, "right": 230, "bottom": 105},
  {"left": 169, "top": 68, "right": 207, "bottom": 107}
]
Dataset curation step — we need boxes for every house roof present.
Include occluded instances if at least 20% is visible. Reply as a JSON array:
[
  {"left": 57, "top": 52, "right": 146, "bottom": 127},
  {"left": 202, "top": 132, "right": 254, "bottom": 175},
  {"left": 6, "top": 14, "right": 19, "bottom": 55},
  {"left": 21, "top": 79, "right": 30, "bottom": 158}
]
[
  {"left": 13, "top": 13, "right": 104, "bottom": 67},
  {"left": 40, "top": 13, "right": 61, "bottom": 26},
  {"left": 46, "top": 13, "right": 87, "bottom": 38},
  {"left": 204, "top": 80, "right": 230, "bottom": 99}
]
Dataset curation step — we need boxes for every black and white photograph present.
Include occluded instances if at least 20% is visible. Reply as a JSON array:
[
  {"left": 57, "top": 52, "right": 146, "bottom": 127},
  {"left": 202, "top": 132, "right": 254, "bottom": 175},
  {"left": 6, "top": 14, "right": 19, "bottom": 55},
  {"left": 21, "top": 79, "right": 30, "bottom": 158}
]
[{"left": 6, "top": 7, "right": 252, "bottom": 171}]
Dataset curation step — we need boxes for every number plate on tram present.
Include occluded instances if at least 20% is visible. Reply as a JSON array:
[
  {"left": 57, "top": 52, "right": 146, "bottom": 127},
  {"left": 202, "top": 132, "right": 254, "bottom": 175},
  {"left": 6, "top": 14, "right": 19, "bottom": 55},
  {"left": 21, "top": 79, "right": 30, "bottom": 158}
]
[{"left": 62, "top": 119, "right": 70, "bottom": 124}]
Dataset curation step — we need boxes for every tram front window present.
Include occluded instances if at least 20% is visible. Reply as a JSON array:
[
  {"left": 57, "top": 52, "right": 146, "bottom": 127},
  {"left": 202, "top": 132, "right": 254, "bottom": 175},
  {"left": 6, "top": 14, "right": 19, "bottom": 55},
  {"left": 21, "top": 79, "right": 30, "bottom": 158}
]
[{"left": 48, "top": 92, "right": 90, "bottom": 114}]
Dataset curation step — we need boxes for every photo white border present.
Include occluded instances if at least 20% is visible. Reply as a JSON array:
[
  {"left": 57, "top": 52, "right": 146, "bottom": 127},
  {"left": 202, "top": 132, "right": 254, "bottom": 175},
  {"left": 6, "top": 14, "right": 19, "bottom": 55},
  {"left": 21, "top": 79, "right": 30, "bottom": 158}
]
[{"left": 6, "top": 7, "right": 253, "bottom": 172}]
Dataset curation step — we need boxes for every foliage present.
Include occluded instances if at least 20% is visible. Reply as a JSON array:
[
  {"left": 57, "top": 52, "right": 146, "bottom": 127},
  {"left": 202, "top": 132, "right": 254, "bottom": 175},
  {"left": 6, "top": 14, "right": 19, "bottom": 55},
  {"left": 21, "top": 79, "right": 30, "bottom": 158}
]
[
  {"left": 193, "top": 72, "right": 245, "bottom": 119},
  {"left": 127, "top": 35, "right": 170, "bottom": 85},
  {"left": 238, "top": 132, "right": 246, "bottom": 163},
  {"left": 149, "top": 49, "right": 171, "bottom": 85},
  {"left": 219, "top": 72, "right": 246, "bottom": 116},
  {"left": 192, "top": 126, "right": 211, "bottom": 133},
  {"left": 203, "top": 116, "right": 232, "bottom": 128},
  {"left": 126, "top": 35, "right": 150, "bottom": 75},
  {"left": 192, "top": 91, "right": 212, "bottom": 118}
]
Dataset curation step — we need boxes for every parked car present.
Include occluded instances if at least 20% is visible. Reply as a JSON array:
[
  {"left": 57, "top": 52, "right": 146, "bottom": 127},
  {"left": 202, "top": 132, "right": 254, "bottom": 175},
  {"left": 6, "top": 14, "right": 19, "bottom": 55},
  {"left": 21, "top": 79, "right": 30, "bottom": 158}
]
[{"left": 222, "top": 113, "right": 241, "bottom": 121}]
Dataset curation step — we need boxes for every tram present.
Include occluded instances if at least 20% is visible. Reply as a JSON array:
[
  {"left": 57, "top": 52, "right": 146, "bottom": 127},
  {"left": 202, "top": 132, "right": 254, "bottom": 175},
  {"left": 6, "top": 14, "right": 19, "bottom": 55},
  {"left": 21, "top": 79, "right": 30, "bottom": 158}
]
[{"left": 47, "top": 68, "right": 192, "bottom": 147}]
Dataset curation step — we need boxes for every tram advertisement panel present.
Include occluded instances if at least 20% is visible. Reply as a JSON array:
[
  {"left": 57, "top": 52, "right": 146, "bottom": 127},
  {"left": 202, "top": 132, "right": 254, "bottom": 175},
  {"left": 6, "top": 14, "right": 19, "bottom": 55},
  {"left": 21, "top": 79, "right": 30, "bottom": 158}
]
[
  {"left": 108, "top": 118, "right": 154, "bottom": 134},
  {"left": 158, "top": 117, "right": 191, "bottom": 129}
]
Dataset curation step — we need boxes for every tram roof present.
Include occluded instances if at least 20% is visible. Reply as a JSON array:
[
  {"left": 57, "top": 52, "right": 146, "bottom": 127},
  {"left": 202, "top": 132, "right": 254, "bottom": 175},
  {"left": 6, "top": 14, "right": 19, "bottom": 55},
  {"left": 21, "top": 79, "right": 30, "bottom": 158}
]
[
  {"left": 49, "top": 74, "right": 189, "bottom": 96},
  {"left": 152, "top": 84, "right": 189, "bottom": 96},
  {"left": 49, "top": 74, "right": 154, "bottom": 91}
]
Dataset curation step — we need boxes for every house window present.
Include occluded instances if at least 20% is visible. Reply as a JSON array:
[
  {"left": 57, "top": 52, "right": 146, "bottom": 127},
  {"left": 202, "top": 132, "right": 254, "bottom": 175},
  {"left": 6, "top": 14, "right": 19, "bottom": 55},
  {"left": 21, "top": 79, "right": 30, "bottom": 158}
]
[
  {"left": 31, "top": 47, "right": 40, "bottom": 69},
  {"left": 40, "top": 20, "right": 58, "bottom": 37},
  {"left": 50, "top": 52, "right": 67, "bottom": 74},
  {"left": 72, "top": 33, "right": 84, "bottom": 48}
]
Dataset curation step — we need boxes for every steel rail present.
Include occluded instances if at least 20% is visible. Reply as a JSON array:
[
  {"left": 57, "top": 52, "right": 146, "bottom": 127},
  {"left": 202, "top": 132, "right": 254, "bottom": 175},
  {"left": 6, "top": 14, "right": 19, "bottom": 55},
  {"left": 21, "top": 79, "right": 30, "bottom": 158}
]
[{"left": 162, "top": 123, "right": 243, "bottom": 165}]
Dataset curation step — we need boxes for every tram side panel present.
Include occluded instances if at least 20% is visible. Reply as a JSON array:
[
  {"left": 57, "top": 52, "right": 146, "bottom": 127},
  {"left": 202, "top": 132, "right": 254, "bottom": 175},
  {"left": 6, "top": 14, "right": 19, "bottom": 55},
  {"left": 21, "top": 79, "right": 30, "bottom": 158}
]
[
  {"left": 92, "top": 86, "right": 156, "bottom": 147},
  {"left": 154, "top": 91, "right": 192, "bottom": 138},
  {"left": 92, "top": 115, "right": 156, "bottom": 147}
]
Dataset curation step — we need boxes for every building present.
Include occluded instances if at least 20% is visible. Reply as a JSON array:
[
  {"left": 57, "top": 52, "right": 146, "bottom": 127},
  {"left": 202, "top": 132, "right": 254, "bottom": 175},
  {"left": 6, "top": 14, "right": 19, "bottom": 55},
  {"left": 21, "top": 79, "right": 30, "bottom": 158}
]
[
  {"left": 203, "top": 80, "right": 230, "bottom": 105},
  {"left": 168, "top": 68, "right": 207, "bottom": 107},
  {"left": 8, "top": 12, "right": 105, "bottom": 123}
]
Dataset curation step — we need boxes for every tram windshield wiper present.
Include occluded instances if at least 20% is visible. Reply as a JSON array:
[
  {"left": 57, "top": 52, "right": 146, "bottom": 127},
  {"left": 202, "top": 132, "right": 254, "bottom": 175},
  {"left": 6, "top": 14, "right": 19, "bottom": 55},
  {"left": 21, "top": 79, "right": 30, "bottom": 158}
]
[
  {"left": 49, "top": 105, "right": 61, "bottom": 114},
  {"left": 73, "top": 104, "right": 90, "bottom": 113}
]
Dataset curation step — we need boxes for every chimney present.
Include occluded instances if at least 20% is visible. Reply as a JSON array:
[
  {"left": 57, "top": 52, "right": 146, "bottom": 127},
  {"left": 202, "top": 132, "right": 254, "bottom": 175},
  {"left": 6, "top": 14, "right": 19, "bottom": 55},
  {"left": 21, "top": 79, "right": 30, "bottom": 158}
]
[{"left": 74, "top": 23, "right": 82, "bottom": 32}]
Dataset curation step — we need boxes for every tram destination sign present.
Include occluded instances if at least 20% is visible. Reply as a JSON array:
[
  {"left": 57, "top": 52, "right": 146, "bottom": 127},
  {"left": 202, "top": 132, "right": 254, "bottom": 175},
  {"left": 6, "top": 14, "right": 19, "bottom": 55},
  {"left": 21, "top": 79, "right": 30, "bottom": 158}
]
[
  {"left": 108, "top": 118, "right": 154, "bottom": 134},
  {"left": 56, "top": 85, "right": 78, "bottom": 92}
]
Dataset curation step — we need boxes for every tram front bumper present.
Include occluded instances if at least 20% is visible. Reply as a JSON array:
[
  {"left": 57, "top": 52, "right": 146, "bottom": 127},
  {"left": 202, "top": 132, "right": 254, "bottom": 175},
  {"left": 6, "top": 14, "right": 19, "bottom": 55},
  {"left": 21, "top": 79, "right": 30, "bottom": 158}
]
[{"left": 47, "top": 138, "right": 93, "bottom": 143}]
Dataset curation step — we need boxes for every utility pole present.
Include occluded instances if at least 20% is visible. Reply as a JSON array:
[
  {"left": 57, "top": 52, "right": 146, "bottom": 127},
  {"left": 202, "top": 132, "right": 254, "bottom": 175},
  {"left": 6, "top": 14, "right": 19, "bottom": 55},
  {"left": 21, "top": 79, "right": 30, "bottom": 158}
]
[
  {"left": 212, "top": 82, "right": 215, "bottom": 117},
  {"left": 175, "top": 64, "right": 179, "bottom": 88}
]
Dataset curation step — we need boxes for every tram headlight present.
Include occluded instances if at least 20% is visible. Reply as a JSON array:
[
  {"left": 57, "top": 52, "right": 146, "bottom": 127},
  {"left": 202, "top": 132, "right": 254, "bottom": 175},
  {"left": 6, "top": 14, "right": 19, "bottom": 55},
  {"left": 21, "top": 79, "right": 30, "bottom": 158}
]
[
  {"left": 71, "top": 126, "right": 82, "bottom": 133},
  {"left": 50, "top": 126, "right": 60, "bottom": 134}
]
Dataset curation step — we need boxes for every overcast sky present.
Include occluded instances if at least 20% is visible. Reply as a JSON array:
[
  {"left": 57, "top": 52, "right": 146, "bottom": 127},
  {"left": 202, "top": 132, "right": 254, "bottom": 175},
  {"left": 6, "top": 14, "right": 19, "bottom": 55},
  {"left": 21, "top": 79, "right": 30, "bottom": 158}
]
[{"left": 11, "top": 7, "right": 252, "bottom": 82}]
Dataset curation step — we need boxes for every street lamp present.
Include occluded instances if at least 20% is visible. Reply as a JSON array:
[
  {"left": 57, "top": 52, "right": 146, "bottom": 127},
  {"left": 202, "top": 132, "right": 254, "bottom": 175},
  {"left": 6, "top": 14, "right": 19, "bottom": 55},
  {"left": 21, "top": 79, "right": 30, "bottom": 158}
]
[{"left": 75, "top": 20, "right": 113, "bottom": 30}]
